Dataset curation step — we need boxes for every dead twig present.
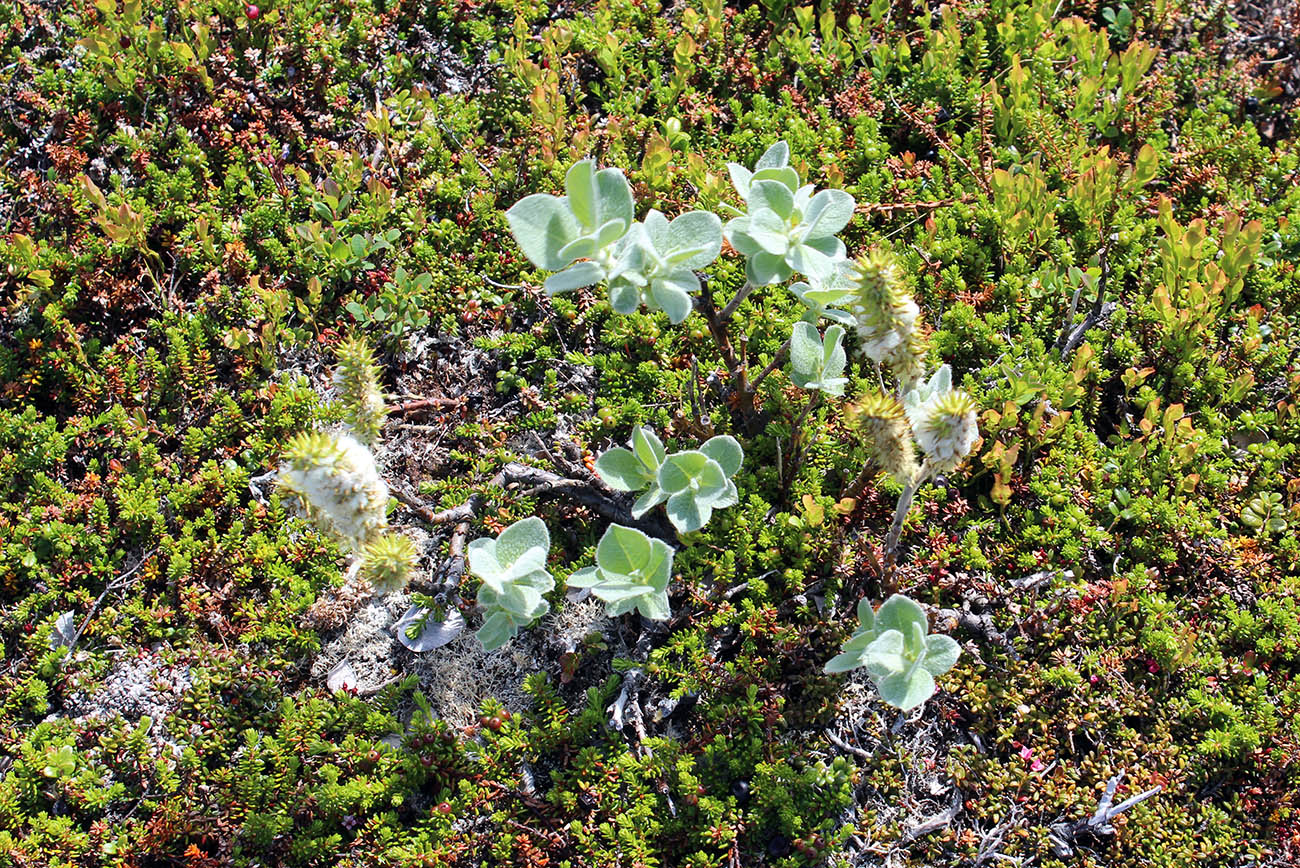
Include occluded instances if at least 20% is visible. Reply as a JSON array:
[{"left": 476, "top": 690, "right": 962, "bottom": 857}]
[
  {"left": 388, "top": 396, "right": 463, "bottom": 416},
  {"left": 1048, "top": 771, "right": 1162, "bottom": 857}
]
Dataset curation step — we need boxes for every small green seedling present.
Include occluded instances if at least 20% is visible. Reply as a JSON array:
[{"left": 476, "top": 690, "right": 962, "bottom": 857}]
[
  {"left": 723, "top": 141, "right": 855, "bottom": 285},
  {"left": 467, "top": 517, "right": 554, "bottom": 650},
  {"left": 825, "top": 595, "right": 961, "bottom": 711},
  {"left": 789, "top": 321, "right": 848, "bottom": 396},
  {"left": 568, "top": 524, "right": 674, "bottom": 620}
]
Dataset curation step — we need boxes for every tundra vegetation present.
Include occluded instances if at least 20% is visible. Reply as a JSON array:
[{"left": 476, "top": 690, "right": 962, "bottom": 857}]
[{"left": 1, "top": 1, "right": 1299, "bottom": 867}]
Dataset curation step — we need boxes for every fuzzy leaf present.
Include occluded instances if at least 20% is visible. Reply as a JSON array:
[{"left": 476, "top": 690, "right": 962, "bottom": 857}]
[
  {"left": 631, "top": 427, "right": 666, "bottom": 471},
  {"left": 749, "top": 179, "right": 795, "bottom": 221},
  {"left": 476, "top": 611, "right": 516, "bottom": 651},
  {"left": 632, "top": 484, "right": 669, "bottom": 517},
  {"left": 755, "top": 140, "right": 790, "bottom": 171},
  {"left": 596, "top": 523, "right": 652, "bottom": 576},
  {"left": 544, "top": 260, "right": 605, "bottom": 295},
  {"left": 565, "top": 159, "right": 599, "bottom": 230},
  {"left": 650, "top": 274, "right": 695, "bottom": 324},
  {"left": 506, "top": 194, "right": 580, "bottom": 271},
  {"left": 922, "top": 634, "right": 962, "bottom": 675},
  {"left": 595, "top": 447, "right": 650, "bottom": 491},
  {"left": 790, "top": 321, "right": 823, "bottom": 382},
  {"left": 699, "top": 435, "right": 744, "bottom": 477},
  {"left": 596, "top": 167, "right": 635, "bottom": 228},
  {"left": 665, "top": 211, "right": 723, "bottom": 269},
  {"left": 567, "top": 566, "right": 601, "bottom": 588},
  {"left": 876, "top": 665, "right": 936, "bottom": 711},
  {"left": 800, "top": 189, "right": 855, "bottom": 239},
  {"left": 745, "top": 251, "right": 792, "bottom": 286},
  {"left": 494, "top": 517, "right": 550, "bottom": 569},
  {"left": 751, "top": 166, "right": 800, "bottom": 192},
  {"left": 666, "top": 491, "right": 709, "bottom": 533},
  {"left": 874, "top": 594, "right": 928, "bottom": 638}
]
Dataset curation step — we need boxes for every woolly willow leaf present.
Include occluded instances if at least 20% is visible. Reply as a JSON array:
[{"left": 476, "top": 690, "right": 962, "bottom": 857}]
[
  {"left": 595, "top": 167, "right": 634, "bottom": 227},
  {"left": 567, "top": 567, "right": 601, "bottom": 589},
  {"left": 631, "top": 427, "right": 666, "bottom": 471},
  {"left": 495, "top": 517, "right": 550, "bottom": 568},
  {"left": 666, "top": 491, "right": 709, "bottom": 533},
  {"left": 665, "top": 211, "right": 723, "bottom": 268},
  {"left": 801, "top": 189, "right": 855, "bottom": 239},
  {"left": 631, "top": 484, "right": 669, "bottom": 517},
  {"left": 824, "top": 650, "right": 865, "bottom": 674},
  {"left": 877, "top": 664, "right": 935, "bottom": 711},
  {"left": 505, "top": 194, "right": 580, "bottom": 270},
  {"left": 746, "top": 251, "right": 792, "bottom": 286},
  {"left": 565, "top": 159, "right": 599, "bottom": 230},
  {"left": 751, "top": 166, "right": 800, "bottom": 192},
  {"left": 608, "top": 280, "right": 642, "bottom": 314},
  {"left": 699, "top": 435, "right": 743, "bottom": 478},
  {"left": 544, "top": 261, "right": 605, "bottom": 295},
  {"left": 874, "top": 594, "right": 928, "bottom": 637},
  {"left": 754, "top": 140, "right": 790, "bottom": 171},
  {"left": 747, "top": 209, "right": 791, "bottom": 255},
  {"left": 748, "top": 179, "right": 795, "bottom": 221},
  {"left": 650, "top": 275, "right": 695, "bottom": 324},
  {"left": 790, "top": 321, "right": 823, "bottom": 384},
  {"left": 557, "top": 235, "right": 598, "bottom": 263},
  {"left": 922, "top": 634, "right": 962, "bottom": 675},
  {"left": 596, "top": 524, "right": 652, "bottom": 576},
  {"left": 595, "top": 447, "right": 649, "bottom": 491},
  {"left": 476, "top": 611, "right": 515, "bottom": 651},
  {"left": 727, "top": 162, "right": 753, "bottom": 200}
]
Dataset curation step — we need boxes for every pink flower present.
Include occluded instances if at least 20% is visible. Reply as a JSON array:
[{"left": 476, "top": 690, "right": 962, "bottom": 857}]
[{"left": 1019, "top": 746, "right": 1045, "bottom": 772}]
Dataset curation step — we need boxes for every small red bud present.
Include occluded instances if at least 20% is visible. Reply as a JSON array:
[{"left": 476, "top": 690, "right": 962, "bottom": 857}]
[{"left": 245, "top": 4, "right": 260, "bottom": 19}]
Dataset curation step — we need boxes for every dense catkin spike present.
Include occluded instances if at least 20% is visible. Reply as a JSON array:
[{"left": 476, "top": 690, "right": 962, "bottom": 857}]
[
  {"left": 847, "top": 392, "right": 920, "bottom": 483},
  {"left": 333, "top": 335, "right": 387, "bottom": 446},
  {"left": 277, "top": 431, "right": 388, "bottom": 552},
  {"left": 907, "top": 389, "right": 979, "bottom": 473},
  {"left": 849, "top": 251, "right": 928, "bottom": 391},
  {"left": 883, "top": 326, "right": 929, "bottom": 394},
  {"left": 360, "top": 533, "right": 418, "bottom": 594}
]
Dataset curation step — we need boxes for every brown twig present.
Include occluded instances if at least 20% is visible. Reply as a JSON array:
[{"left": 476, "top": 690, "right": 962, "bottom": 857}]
[
  {"left": 745, "top": 338, "right": 791, "bottom": 396},
  {"left": 388, "top": 396, "right": 463, "bottom": 416}
]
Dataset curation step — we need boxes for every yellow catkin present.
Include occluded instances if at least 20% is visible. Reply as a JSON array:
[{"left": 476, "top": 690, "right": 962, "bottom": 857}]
[
  {"left": 847, "top": 392, "right": 920, "bottom": 483},
  {"left": 360, "top": 533, "right": 419, "bottom": 594},
  {"left": 849, "top": 250, "right": 929, "bottom": 391},
  {"left": 333, "top": 335, "right": 388, "bottom": 446}
]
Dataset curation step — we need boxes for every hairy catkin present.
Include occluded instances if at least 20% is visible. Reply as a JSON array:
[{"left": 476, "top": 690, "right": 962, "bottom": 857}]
[
  {"left": 849, "top": 250, "right": 928, "bottom": 392},
  {"left": 360, "top": 533, "right": 418, "bottom": 594},
  {"left": 277, "top": 431, "right": 388, "bottom": 552},
  {"left": 333, "top": 335, "right": 387, "bottom": 446},
  {"left": 847, "top": 392, "right": 920, "bottom": 484}
]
